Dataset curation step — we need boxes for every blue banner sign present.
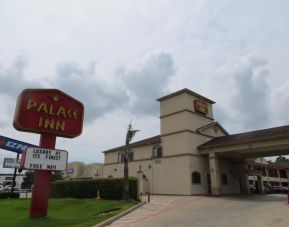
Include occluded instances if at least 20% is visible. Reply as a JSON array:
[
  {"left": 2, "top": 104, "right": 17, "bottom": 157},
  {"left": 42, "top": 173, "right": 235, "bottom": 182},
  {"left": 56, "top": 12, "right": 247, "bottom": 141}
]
[{"left": 0, "top": 135, "right": 37, "bottom": 153}]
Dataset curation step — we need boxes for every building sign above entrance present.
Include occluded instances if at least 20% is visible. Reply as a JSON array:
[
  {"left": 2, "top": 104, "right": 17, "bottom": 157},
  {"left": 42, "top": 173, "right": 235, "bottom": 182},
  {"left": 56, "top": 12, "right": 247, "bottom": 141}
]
[
  {"left": 194, "top": 99, "right": 208, "bottom": 115},
  {"left": 21, "top": 147, "right": 68, "bottom": 171},
  {"left": 13, "top": 89, "right": 84, "bottom": 138}
]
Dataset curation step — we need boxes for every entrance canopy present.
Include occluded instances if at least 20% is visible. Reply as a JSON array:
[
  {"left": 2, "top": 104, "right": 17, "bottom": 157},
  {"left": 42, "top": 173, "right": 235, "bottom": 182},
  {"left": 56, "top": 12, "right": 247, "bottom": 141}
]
[{"left": 198, "top": 125, "right": 289, "bottom": 159}]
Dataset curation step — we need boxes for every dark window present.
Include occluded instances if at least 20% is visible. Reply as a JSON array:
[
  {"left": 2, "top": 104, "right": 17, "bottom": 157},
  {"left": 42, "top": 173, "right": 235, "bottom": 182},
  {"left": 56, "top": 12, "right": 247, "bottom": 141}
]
[
  {"left": 4, "top": 177, "right": 13, "bottom": 181},
  {"left": 221, "top": 173, "right": 228, "bottom": 185},
  {"left": 153, "top": 145, "right": 162, "bottom": 158},
  {"left": 192, "top": 171, "right": 201, "bottom": 184},
  {"left": 128, "top": 151, "right": 134, "bottom": 161}
]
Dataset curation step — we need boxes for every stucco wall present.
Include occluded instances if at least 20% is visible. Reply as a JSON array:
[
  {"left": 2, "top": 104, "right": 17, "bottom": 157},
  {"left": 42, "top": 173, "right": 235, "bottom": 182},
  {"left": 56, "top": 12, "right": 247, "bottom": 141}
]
[
  {"left": 104, "top": 144, "right": 158, "bottom": 164},
  {"left": 159, "top": 92, "right": 214, "bottom": 119},
  {"left": 161, "top": 132, "right": 213, "bottom": 156},
  {"left": 219, "top": 160, "right": 241, "bottom": 194},
  {"left": 161, "top": 111, "right": 213, "bottom": 135},
  {"left": 65, "top": 162, "right": 104, "bottom": 179},
  {"left": 189, "top": 156, "right": 210, "bottom": 194}
]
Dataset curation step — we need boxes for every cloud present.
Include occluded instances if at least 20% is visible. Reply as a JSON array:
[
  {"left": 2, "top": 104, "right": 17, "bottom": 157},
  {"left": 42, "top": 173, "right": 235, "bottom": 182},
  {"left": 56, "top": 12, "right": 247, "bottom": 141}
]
[
  {"left": 52, "top": 62, "right": 129, "bottom": 123},
  {"left": 272, "top": 81, "right": 289, "bottom": 125},
  {"left": 0, "top": 52, "right": 175, "bottom": 127},
  {"left": 52, "top": 52, "right": 175, "bottom": 122},
  {"left": 119, "top": 52, "right": 175, "bottom": 115},
  {"left": 232, "top": 57, "right": 271, "bottom": 130},
  {"left": 0, "top": 56, "right": 42, "bottom": 97},
  {"left": 212, "top": 55, "right": 272, "bottom": 132},
  {"left": 0, "top": 56, "right": 44, "bottom": 126}
]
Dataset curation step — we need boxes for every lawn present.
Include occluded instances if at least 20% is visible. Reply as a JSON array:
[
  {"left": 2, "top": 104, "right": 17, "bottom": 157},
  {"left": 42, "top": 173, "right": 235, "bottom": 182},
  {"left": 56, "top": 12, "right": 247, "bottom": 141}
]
[{"left": 0, "top": 198, "right": 137, "bottom": 227}]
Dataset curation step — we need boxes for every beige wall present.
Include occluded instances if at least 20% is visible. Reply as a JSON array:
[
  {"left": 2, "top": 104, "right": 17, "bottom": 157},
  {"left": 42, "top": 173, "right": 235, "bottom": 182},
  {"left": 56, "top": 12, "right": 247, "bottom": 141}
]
[
  {"left": 188, "top": 156, "right": 210, "bottom": 194},
  {"left": 104, "top": 144, "right": 157, "bottom": 164},
  {"left": 104, "top": 155, "right": 203, "bottom": 195},
  {"left": 64, "top": 162, "right": 104, "bottom": 179},
  {"left": 159, "top": 92, "right": 214, "bottom": 119},
  {"left": 219, "top": 160, "right": 241, "bottom": 194},
  {"left": 161, "top": 111, "right": 213, "bottom": 135},
  {"left": 161, "top": 132, "right": 214, "bottom": 156}
]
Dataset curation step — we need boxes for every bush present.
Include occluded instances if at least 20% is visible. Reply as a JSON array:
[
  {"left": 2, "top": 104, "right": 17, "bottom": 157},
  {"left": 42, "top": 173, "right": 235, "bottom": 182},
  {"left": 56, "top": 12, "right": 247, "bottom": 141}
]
[
  {"left": 50, "top": 178, "right": 137, "bottom": 200},
  {"left": 0, "top": 192, "right": 19, "bottom": 199}
]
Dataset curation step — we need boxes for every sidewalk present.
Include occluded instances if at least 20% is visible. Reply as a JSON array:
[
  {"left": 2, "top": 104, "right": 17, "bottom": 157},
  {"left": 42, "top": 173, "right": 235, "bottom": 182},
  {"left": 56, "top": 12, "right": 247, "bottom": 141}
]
[{"left": 107, "top": 196, "right": 175, "bottom": 227}]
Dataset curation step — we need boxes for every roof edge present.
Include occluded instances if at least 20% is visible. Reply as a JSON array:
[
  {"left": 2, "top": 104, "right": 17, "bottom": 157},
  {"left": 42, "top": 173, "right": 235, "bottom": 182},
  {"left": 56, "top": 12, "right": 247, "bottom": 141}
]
[
  {"left": 196, "top": 121, "right": 230, "bottom": 136},
  {"left": 103, "top": 135, "right": 161, "bottom": 153},
  {"left": 156, "top": 88, "right": 215, "bottom": 104}
]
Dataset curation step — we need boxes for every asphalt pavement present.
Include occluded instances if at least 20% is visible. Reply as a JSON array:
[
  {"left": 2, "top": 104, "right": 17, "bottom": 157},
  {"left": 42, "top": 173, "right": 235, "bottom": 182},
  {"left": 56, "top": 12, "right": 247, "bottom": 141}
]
[{"left": 106, "top": 194, "right": 289, "bottom": 227}]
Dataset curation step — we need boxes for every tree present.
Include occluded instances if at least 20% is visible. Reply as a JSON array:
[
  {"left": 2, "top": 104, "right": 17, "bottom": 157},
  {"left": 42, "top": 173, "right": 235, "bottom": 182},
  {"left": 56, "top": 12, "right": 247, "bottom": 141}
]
[
  {"left": 275, "top": 156, "right": 289, "bottom": 163},
  {"left": 21, "top": 171, "right": 34, "bottom": 189},
  {"left": 52, "top": 171, "right": 64, "bottom": 182},
  {"left": 123, "top": 122, "right": 139, "bottom": 201}
]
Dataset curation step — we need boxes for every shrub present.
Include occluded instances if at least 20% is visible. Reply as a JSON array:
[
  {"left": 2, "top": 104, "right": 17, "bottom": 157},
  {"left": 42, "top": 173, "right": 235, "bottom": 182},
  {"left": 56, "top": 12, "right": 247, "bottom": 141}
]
[
  {"left": 0, "top": 192, "right": 19, "bottom": 199},
  {"left": 50, "top": 178, "right": 137, "bottom": 200}
]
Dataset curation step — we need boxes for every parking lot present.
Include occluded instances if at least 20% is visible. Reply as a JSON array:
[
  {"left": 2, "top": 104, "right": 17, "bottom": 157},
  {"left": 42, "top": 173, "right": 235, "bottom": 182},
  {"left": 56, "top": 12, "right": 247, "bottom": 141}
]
[{"left": 107, "top": 194, "right": 289, "bottom": 227}]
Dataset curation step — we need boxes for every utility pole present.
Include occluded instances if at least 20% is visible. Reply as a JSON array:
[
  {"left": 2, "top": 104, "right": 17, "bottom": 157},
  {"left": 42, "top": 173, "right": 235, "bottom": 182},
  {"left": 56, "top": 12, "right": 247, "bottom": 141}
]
[{"left": 11, "top": 153, "right": 20, "bottom": 194}]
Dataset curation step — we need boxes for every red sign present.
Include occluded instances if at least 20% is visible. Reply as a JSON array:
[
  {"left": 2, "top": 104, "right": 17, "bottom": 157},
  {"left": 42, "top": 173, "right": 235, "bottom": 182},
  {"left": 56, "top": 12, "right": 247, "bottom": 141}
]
[
  {"left": 194, "top": 99, "right": 208, "bottom": 115},
  {"left": 13, "top": 89, "right": 84, "bottom": 138}
]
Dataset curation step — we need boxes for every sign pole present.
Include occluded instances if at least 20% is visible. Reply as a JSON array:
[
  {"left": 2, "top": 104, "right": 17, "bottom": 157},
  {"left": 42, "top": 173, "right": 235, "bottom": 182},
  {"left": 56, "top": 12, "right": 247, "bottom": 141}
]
[
  {"left": 29, "top": 134, "right": 56, "bottom": 218},
  {"left": 11, "top": 153, "right": 20, "bottom": 194}
]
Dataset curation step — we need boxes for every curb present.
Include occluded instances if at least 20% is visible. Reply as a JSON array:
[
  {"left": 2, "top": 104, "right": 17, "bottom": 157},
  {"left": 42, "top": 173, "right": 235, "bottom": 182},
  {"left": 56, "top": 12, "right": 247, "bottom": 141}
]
[{"left": 94, "top": 201, "right": 146, "bottom": 227}]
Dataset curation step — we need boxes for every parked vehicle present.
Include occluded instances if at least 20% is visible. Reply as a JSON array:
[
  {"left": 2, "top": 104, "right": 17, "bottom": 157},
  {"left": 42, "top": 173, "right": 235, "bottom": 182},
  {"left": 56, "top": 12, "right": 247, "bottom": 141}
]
[
  {"left": 250, "top": 185, "right": 257, "bottom": 193},
  {"left": 272, "top": 186, "right": 288, "bottom": 194},
  {"left": 264, "top": 183, "right": 273, "bottom": 194},
  {"left": 3, "top": 185, "right": 19, "bottom": 192}
]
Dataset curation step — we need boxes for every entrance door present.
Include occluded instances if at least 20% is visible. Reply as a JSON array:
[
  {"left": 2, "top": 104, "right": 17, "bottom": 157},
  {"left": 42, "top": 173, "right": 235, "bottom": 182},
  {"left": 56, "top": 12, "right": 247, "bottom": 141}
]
[{"left": 207, "top": 173, "right": 211, "bottom": 194}]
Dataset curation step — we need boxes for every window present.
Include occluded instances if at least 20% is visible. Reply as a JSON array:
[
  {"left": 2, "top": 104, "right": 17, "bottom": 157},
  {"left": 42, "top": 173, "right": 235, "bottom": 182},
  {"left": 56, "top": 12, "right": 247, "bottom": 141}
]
[
  {"left": 153, "top": 145, "right": 162, "bottom": 158},
  {"left": 128, "top": 151, "right": 134, "bottom": 161},
  {"left": 221, "top": 173, "right": 228, "bottom": 185},
  {"left": 118, "top": 150, "right": 134, "bottom": 163},
  {"left": 192, "top": 171, "right": 201, "bottom": 184},
  {"left": 118, "top": 153, "right": 125, "bottom": 163}
]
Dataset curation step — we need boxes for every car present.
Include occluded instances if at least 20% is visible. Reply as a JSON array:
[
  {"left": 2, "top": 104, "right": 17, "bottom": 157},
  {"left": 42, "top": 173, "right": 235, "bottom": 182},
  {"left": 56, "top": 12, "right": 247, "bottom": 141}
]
[
  {"left": 250, "top": 185, "right": 257, "bottom": 193},
  {"left": 272, "top": 186, "right": 288, "bottom": 194},
  {"left": 264, "top": 183, "right": 273, "bottom": 194},
  {"left": 3, "top": 185, "right": 19, "bottom": 192}
]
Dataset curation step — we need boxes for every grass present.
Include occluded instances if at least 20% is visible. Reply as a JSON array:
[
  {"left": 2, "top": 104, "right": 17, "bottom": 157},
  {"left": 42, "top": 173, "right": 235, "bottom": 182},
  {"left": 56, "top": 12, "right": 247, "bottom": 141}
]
[{"left": 0, "top": 198, "right": 137, "bottom": 227}]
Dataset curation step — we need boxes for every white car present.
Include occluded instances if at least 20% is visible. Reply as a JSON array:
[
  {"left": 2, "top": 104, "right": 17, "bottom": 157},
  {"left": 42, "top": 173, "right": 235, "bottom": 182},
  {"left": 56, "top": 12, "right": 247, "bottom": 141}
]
[{"left": 3, "top": 185, "right": 19, "bottom": 191}]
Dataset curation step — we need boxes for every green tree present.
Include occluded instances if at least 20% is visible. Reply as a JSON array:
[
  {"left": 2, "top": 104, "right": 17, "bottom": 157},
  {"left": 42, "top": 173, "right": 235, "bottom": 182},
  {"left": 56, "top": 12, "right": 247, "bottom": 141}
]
[
  {"left": 52, "top": 171, "right": 64, "bottom": 182},
  {"left": 21, "top": 171, "right": 34, "bottom": 189},
  {"left": 275, "top": 156, "right": 289, "bottom": 162}
]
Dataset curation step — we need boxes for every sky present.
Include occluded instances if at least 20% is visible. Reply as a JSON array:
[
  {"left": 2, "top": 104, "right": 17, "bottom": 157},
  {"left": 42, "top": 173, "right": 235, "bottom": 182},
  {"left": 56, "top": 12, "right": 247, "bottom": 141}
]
[{"left": 1, "top": 0, "right": 289, "bottom": 173}]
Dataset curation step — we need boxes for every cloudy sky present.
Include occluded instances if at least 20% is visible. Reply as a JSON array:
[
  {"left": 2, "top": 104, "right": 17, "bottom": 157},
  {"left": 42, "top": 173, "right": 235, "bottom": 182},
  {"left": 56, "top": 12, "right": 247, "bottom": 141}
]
[{"left": 1, "top": 0, "right": 289, "bottom": 172}]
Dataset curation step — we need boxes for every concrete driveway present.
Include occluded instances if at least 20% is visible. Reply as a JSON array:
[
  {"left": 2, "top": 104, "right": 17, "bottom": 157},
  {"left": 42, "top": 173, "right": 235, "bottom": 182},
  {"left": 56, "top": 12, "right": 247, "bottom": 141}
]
[{"left": 108, "top": 194, "right": 289, "bottom": 227}]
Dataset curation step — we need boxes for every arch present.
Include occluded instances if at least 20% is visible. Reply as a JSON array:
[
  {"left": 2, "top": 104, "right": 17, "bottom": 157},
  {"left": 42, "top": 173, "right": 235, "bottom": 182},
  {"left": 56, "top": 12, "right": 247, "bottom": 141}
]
[
  {"left": 192, "top": 171, "right": 201, "bottom": 184},
  {"left": 152, "top": 145, "right": 162, "bottom": 158},
  {"left": 221, "top": 173, "right": 228, "bottom": 185}
]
